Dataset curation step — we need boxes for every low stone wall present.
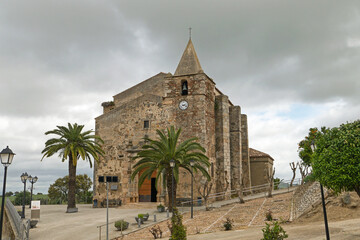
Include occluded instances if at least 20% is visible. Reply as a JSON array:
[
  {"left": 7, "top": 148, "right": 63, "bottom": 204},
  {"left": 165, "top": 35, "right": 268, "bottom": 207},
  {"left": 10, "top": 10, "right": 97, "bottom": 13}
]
[{"left": 292, "top": 181, "right": 327, "bottom": 219}]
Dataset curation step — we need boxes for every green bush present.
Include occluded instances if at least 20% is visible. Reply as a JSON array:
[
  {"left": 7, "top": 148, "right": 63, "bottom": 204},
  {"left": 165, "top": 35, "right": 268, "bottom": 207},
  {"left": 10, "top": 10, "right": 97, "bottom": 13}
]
[
  {"left": 303, "top": 173, "right": 316, "bottom": 183},
  {"left": 13, "top": 191, "right": 31, "bottom": 206},
  {"left": 114, "top": 220, "right": 129, "bottom": 230},
  {"left": 265, "top": 209, "right": 273, "bottom": 221},
  {"left": 261, "top": 221, "right": 288, "bottom": 240},
  {"left": 223, "top": 217, "right": 233, "bottom": 231},
  {"left": 138, "top": 214, "right": 144, "bottom": 219},
  {"left": 169, "top": 207, "right": 187, "bottom": 240}
]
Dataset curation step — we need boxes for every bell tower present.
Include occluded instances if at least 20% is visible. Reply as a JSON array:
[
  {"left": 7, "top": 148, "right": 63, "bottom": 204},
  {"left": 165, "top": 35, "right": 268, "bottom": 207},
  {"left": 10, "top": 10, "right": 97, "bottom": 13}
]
[{"left": 163, "top": 38, "right": 217, "bottom": 198}]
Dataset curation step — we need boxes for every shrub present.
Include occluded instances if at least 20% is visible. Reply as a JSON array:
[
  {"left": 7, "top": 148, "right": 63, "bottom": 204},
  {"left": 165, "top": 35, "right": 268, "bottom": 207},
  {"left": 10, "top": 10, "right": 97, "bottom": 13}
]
[
  {"left": 138, "top": 214, "right": 144, "bottom": 219},
  {"left": 14, "top": 191, "right": 31, "bottom": 206},
  {"left": 168, "top": 207, "right": 186, "bottom": 240},
  {"left": 114, "top": 220, "right": 129, "bottom": 230},
  {"left": 265, "top": 209, "right": 273, "bottom": 221},
  {"left": 157, "top": 204, "right": 165, "bottom": 212},
  {"left": 261, "top": 221, "right": 288, "bottom": 240},
  {"left": 223, "top": 217, "right": 233, "bottom": 231},
  {"left": 149, "top": 225, "right": 163, "bottom": 239},
  {"left": 303, "top": 173, "right": 316, "bottom": 183}
]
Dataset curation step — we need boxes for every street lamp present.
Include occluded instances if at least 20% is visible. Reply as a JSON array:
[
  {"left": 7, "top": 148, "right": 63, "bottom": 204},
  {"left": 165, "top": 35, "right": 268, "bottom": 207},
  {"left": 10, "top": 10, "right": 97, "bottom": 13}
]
[
  {"left": 170, "top": 159, "right": 175, "bottom": 215},
  {"left": 20, "top": 172, "right": 28, "bottom": 218},
  {"left": 310, "top": 141, "right": 330, "bottom": 240},
  {"left": 0, "top": 146, "right": 15, "bottom": 240},
  {"left": 28, "top": 175, "right": 38, "bottom": 208},
  {"left": 190, "top": 159, "right": 195, "bottom": 219}
]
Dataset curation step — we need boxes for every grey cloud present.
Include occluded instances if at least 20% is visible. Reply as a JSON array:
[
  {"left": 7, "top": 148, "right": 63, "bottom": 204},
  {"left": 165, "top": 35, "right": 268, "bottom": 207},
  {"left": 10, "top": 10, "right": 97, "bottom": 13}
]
[{"left": 1, "top": 0, "right": 360, "bottom": 190}]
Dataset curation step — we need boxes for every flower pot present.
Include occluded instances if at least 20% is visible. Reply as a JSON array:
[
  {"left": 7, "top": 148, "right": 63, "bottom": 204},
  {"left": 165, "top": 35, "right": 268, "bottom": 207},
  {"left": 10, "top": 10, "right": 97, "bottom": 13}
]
[
  {"left": 115, "top": 221, "right": 129, "bottom": 231},
  {"left": 143, "top": 214, "right": 149, "bottom": 221},
  {"left": 157, "top": 207, "right": 165, "bottom": 212},
  {"left": 135, "top": 217, "right": 144, "bottom": 224},
  {"left": 30, "top": 220, "right": 38, "bottom": 228}
]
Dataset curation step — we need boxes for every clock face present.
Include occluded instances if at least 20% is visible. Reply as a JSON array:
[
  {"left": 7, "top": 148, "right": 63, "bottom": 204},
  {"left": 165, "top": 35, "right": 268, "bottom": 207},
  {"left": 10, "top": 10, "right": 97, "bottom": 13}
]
[{"left": 179, "top": 100, "right": 188, "bottom": 110}]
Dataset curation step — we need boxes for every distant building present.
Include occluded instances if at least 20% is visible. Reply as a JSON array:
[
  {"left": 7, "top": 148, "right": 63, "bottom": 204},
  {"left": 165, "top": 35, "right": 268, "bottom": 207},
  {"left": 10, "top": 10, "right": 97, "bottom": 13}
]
[
  {"left": 249, "top": 148, "right": 274, "bottom": 192},
  {"left": 93, "top": 39, "right": 274, "bottom": 206}
]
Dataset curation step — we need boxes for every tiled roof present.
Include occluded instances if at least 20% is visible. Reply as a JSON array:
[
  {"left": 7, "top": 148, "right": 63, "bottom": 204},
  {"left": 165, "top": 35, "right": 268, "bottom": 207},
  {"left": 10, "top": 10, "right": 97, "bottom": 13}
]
[{"left": 249, "top": 148, "right": 274, "bottom": 160}]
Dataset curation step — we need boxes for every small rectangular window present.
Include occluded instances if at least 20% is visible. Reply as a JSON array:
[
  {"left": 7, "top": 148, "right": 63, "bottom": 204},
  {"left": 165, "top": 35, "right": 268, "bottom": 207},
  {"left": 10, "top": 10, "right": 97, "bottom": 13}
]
[
  {"left": 106, "top": 176, "right": 112, "bottom": 183},
  {"left": 112, "top": 176, "right": 118, "bottom": 183},
  {"left": 144, "top": 120, "right": 150, "bottom": 129},
  {"left": 98, "top": 176, "right": 104, "bottom": 183}
]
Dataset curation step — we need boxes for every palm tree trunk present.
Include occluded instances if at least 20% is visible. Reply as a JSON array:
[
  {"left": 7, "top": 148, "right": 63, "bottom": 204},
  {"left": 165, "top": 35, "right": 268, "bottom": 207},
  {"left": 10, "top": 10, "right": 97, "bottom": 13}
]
[
  {"left": 67, "top": 155, "right": 78, "bottom": 213},
  {"left": 167, "top": 171, "right": 177, "bottom": 212}
]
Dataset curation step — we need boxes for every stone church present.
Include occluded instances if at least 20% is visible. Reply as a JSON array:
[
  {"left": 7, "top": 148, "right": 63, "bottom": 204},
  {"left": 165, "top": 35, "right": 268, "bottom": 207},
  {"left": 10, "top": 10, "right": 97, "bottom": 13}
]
[{"left": 93, "top": 39, "right": 273, "bottom": 206}]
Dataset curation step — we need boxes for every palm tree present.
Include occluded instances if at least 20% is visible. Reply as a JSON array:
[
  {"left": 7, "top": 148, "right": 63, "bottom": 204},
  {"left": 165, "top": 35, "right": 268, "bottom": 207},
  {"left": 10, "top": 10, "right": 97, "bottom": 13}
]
[
  {"left": 41, "top": 123, "right": 104, "bottom": 213},
  {"left": 131, "top": 126, "right": 211, "bottom": 211}
]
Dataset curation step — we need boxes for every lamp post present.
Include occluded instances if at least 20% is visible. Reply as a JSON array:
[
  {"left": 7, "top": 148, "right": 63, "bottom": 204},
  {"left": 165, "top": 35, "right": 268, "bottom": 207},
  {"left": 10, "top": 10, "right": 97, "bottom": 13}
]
[
  {"left": 28, "top": 175, "right": 38, "bottom": 208},
  {"left": 0, "top": 146, "right": 15, "bottom": 240},
  {"left": 190, "top": 159, "right": 195, "bottom": 219},
  {"left": 310, "top": 141, "right": 330, "bottom": 240},
  {"left": 20, "top": 172, "right": 28, "bottom": 219},
  {"left": 169, "top": 159, "right": 175, "bottom": 215}
]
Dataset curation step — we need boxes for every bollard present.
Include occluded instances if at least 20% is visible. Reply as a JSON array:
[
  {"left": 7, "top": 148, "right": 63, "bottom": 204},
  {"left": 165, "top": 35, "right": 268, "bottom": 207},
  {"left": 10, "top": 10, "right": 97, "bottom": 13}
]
[
  {"left": 138, "top": 218, "right": 141, "bottom": 228},
  {"left": 154, "top": 214, "right": 157, "bottom": 222},
  {"left": 167, "top": 209, "right": 169, "bottom": 218}
]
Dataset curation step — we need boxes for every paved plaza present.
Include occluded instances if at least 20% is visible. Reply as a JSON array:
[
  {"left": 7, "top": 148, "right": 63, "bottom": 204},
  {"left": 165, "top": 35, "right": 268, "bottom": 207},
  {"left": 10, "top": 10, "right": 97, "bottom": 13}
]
[
  {"left": 20, "top": 203, "right": 169, "bottom": 240},
  {"left": 20, "top": 188, "right": 294, "bottom": 240}
]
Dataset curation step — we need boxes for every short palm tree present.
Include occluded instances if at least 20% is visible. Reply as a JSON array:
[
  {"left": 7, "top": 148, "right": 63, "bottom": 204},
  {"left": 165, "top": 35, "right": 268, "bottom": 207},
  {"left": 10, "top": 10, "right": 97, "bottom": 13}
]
[
  {"left": 131, "top": 126, "right": 211, "bottom": 211},
  {"left": 41, "top": 123, "right": 104, "bottom": 213}
]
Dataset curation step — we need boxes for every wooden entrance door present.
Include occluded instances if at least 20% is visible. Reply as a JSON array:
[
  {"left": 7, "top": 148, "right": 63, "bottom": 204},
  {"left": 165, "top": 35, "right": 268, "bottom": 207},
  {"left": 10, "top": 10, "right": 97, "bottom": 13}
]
[{"left": 138, "top": 169, "right": 157, "bottom": 202}]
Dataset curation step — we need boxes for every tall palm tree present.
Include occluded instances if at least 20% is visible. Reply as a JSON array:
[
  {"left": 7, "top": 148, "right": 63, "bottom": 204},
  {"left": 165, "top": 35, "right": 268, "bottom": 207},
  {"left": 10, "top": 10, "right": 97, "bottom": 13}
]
[
  {"left": 41, "top": 123, "right": 104, "bottom": 213},
  {"left": 131, "top": 126, "right": 211, "bottom": 211}
]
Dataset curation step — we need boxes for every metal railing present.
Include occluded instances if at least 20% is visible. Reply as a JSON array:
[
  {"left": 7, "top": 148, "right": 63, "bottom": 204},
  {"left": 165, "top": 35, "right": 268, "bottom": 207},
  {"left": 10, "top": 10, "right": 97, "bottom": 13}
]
[
  {"left": 179, "top": 178, "right": 302, "bottom": 207},
  {"left": 5, "top": 198, "right": 30, "bottom": 240}
]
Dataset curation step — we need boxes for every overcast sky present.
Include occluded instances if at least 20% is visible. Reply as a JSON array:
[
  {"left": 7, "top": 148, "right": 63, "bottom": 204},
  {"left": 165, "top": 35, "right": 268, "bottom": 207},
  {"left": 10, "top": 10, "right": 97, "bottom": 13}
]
[{"left": 1, "top": 1, "right": 359, "bottom": 194}]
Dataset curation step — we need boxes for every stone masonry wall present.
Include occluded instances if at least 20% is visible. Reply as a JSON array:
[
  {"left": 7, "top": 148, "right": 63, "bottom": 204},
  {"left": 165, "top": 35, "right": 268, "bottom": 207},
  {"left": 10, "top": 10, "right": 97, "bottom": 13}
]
[
  {"left": 293, "top": 181, "right": 328, "bottom": 219},
  {"left": 229, "top": 106, "right": 242, "bottom": 191},
  {"left": 95, "top": 94, "right": 168, "bottom": 205},
  {"left": 163, "top": 73, "right": 216, "bottom": 200},
  {"left": 215, "top": 95, "right": 231, "bottom": 198},
  {"left": 241, "top": 114, "right": 251, "bottom": 190},
  {"left": 250, "top": 157, "right": 272, "bottom": 190}
]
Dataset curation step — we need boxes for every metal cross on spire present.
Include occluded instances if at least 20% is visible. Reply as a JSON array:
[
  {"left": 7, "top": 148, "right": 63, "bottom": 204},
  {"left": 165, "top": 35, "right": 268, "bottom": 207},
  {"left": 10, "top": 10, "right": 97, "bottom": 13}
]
[{"left": 189, "top": 27, "right": 192, "bottom": 40}]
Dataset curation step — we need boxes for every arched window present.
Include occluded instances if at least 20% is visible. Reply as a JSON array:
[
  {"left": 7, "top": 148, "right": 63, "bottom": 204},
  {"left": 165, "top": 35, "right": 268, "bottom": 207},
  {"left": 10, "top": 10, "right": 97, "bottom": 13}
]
[{"left": 181, "top": 80, "right": 188, "bottom": 95}]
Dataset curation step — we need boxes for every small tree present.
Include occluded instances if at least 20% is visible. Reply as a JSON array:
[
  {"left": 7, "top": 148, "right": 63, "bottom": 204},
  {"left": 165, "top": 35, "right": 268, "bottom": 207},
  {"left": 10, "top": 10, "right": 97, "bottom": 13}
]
[
  {"left": 149, "top": 225, "right": 163, "bottom": 239},
  {"left": 13, "top": 191, "right": 31, "bottom": 206},
  {"left": 5, "top": 192, "right": 13, "bottom": 197},
  {"left": 197, "top": 180, "right": 213, "bottom": 211},
  {"left": 289, "top": 162, "right": 298, "bottom": 187},
  {"left": 273, "top": 178, "right": 282, "bottom": 190},
  {"left": 265, "top": 167, "right": 275, "bottom": 198},
  {"left": 312, "top": 120, "right": 360, "bottom": 197},
  {"left": 48, "top": 174, "right": 93, "bottom": 204},
  {"left": 298, "top": 163, "right": 309, "bottom": 185},
  {"left": 168, "top": 207, "right": 186, "bottom": 240},
  {"left": 236, "top": 176, "right": 245, "bottom": 204},
  {"left": 261, "top": 221, "right": 288, "bottom": 240}
]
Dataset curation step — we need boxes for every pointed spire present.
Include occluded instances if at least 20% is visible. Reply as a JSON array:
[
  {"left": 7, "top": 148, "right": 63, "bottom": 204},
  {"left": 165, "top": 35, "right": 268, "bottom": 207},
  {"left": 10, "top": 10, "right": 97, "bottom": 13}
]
[{"left": 174, "top": 39, "right": 203, "bottom": 76}]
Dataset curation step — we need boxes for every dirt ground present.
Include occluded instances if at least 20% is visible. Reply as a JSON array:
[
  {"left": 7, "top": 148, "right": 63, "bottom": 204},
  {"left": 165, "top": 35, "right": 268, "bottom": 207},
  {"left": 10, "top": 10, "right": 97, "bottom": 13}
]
[
  {"left": 115, "top": 191, "right": 360, "bottom": 240},
  {"left": 294, "top": 191, "right": 360, "bottom": 223}
]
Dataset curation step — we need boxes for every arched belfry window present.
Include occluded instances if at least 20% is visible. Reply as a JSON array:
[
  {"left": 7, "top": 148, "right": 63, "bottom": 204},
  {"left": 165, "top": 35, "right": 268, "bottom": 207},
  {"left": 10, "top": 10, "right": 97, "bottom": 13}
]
[{"left": 181, "top": 80, "right": 188, "bottom": 95}]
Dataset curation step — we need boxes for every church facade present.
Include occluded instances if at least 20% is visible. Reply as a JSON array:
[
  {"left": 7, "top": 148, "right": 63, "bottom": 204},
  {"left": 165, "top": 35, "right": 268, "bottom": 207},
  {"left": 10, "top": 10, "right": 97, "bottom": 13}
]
[{"left": 93, "top": 39, "right": 273, "bottom": 206}]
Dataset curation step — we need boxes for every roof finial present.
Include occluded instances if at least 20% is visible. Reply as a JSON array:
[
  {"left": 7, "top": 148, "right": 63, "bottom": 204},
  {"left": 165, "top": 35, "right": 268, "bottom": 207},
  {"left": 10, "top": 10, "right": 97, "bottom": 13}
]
[{"left": 189, "top": 27, "right": 192, "bottom": 40}]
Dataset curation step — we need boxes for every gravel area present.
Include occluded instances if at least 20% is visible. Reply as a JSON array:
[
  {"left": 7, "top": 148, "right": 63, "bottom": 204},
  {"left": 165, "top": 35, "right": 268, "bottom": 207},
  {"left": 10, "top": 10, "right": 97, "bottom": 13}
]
[{"left": 114, "top": 192, "right": 293, "bottom": 240}]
